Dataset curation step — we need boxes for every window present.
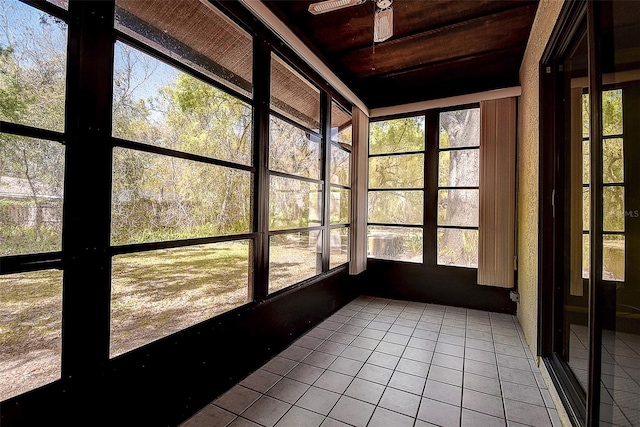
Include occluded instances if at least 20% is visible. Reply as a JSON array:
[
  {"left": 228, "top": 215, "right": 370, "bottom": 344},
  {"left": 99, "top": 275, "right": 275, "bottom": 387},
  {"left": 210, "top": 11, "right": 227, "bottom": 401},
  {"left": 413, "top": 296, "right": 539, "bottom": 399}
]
[
  {"left": 2, "top": 0, "right": 355, "bottom": 404},
  {"left": 268, "top": 53, "right": 323, "bottom": 293},
  {"left": 368, "top": 117, "right": 424, "bottom": 262},
  {"left": 110, "top": 241, "right": 251, "bottom": 357},
  {"left": 437, "top": 108, "right": 480, "bottom": 268},
  {"left": 0, "top": 0, "right": 67, "bottom": 400},
  {"left": 115, "top": 0, "right": 253, "bottom": 97},
  {"left": 110, "top": 1, "right": 254, "bottom": 357},
  {"left": 330, "top": 101, "right": 351, "bottom": 269},
  {"left": 581, "top": 89, "right": 625, "bottom": 281}
]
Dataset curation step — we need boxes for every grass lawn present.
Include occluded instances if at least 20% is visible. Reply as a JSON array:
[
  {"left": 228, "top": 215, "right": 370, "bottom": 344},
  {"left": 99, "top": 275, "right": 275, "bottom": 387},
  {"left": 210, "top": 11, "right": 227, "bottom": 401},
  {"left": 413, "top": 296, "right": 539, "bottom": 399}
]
[{"left": 1, "top": 237, "right": 347, "bottom": 401}]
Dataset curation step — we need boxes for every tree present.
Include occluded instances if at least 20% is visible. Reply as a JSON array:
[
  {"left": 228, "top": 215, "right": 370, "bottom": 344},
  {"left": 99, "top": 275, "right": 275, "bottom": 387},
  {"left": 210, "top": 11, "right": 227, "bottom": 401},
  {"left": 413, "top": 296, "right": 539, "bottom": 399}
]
[
  {"left": 0, "top": 1, "right": 67, "bottom": 254},
  {"left": 438, "top": 109, "right": 480, "bottom": 267},
  {"left": 110, "top": 45, "right": 253, "bottom": 244}
]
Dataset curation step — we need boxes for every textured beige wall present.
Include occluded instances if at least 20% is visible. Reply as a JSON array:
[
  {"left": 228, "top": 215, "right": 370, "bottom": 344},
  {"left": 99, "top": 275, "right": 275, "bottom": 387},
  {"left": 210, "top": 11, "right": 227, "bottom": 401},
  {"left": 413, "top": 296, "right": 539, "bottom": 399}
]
[{"left": 517, "top": 0, "right": 565, "bottom": 357}]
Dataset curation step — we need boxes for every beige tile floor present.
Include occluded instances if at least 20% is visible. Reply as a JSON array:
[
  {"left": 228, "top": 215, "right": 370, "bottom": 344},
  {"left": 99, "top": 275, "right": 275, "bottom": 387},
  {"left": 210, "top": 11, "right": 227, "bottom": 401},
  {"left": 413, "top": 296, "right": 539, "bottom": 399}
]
[{"left": 180, "top": 296, "right": 562, "bottom": 427}]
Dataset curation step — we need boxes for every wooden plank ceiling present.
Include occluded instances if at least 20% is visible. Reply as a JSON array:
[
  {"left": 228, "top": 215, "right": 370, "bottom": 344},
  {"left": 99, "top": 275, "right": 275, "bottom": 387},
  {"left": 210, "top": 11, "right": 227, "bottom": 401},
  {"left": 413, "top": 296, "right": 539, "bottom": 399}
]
[{"left": 261, "top": 0, "right": 539, "bottom": 109}]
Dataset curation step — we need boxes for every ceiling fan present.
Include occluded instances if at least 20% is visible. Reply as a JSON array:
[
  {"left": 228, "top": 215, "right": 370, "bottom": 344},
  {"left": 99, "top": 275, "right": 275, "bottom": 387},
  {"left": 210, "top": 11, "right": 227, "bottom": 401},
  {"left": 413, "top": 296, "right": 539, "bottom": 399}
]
[{"left": 308, "top": 0, "right": 394, "bottom": 43}]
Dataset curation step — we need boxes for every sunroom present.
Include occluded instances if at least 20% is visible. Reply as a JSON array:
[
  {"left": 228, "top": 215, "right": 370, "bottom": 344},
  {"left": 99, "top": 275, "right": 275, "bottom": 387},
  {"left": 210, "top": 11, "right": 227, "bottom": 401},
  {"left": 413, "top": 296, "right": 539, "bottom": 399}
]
[{"left": 0, "top": 1, "right": 638, "bottom": 426}]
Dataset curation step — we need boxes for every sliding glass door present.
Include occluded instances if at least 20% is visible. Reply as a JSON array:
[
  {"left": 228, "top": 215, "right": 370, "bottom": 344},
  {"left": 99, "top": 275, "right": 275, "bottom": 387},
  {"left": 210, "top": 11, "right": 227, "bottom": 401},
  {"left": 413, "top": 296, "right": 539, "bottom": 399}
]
[
  {"left": 542, "top": 1, "right": 640, "bottom": 426},
  {"left": 594, "top": 3, "right": 640, "bottom": 425}
]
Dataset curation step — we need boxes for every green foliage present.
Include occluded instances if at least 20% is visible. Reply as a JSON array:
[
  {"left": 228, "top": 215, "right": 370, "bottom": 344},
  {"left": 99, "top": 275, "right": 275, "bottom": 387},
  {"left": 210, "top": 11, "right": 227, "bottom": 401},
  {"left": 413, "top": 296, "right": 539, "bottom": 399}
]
[
  {"left": 0, "top": 223, "right": 61, "bottom": 255},
  {"left": 0, "top": 1, "right": 67, "bottom": 131},
  {"left": 110, "top": 46, "right": 253, "bottom": 245},
  {"left": 369, "top": 117, "right": 425, "bottom": 155}
]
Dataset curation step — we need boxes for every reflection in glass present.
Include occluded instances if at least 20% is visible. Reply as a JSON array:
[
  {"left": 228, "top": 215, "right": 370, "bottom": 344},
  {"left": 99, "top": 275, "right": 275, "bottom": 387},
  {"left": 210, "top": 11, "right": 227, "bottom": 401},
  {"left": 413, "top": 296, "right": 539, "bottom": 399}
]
[
  {"left": 330, "top": 187, "right": 350, "bottom": 225},
  {"left": 367, "top": 226, "right": 422, "bottom": 263},
  {"left": 269, "top": 116, "right": 321, "bottom": 180},
  {"left": 603, "top": 234, "right": 624, "bottom": 282},
  {"left": 112, "top": 42, "right": 253, "bottom": 166},
  {"left": 602, "top": 89, "right": 623, "bottom": 136},
  {"left": 0, "top": 270, "right": 62, "bottom": 400},
  {"left": 330, "top": 144, "right": 351, "bottom": 186},
  {"left": 0, "top": 135, "right": 65, "bottom": 256},
  {"left": 439, "top": 109, "right": 480, "bottom": 148},
  {"left": 269, "top": 231, "right": 322, "bottom": 293},
  {"left": 438, "top": 189, "right": 479, "bottom": 227},
  {"left": 271, "top": 54, "right": 320, "bottom": 130},
  {"left": 369, "top": 117, "right": 425, "bottom": 155},
  {"left": 269, "top": 176, "right": 322, "bottom": 230},
  {"left": 111, "top": 148, "right": 252, "bottom": 245},
  {"left": 598, "top": 4, "right": 639, "bottom": 425},
  {"left": 0, "top": 0, "right": 67, "bottom": 131},
  {"left": 582, "top": 233, "right": 590, "bottom": 279},
  {"left": 603, "top": 138, "right": 623, "bottom": 184},
  {"left": 368, "top": 190, "right": 423, "bottom": 225},
  {"left": 583, "top": 187, "right": 591, "bottom": 231},
  {"left": 603, "top": 186, "right": 624, "bottom": 232},
  {"left": 330, "top": 228, "right": 349, "bottom": 269},
  {"left": 583, "top": 138, "right": 590, "bottom": 184},
  {"left": 563, "top": 29, "right": 590, "bottom": 418},
  {"left": 369, "top": 154, "right": 424, "bottom": 189},
  {"left": 439, "top": 150, "right": 479, "bottom": 187},
  {"left": 437, "top": 228, "right": 478, "bottom": 268},
  {"left": 110, "top": 241, "right": 251, "bottom": 357},
  {"left": 115, "top": 0, "right": 253, "bottom": 97}
]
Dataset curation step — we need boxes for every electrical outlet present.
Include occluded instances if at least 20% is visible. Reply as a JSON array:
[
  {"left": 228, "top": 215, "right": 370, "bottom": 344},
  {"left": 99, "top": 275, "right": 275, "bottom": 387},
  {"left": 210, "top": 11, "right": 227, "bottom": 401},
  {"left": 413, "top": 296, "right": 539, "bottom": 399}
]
[{"left": 510, "top": 291, "right": 520, "bottom": 303}]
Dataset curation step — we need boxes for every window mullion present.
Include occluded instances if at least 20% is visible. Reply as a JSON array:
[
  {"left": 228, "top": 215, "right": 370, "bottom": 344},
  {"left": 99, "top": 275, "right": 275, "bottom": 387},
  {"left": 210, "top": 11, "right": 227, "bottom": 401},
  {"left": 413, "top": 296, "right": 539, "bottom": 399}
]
[{"left": 62, "top": 0, "right": 116, "bottom": 377}]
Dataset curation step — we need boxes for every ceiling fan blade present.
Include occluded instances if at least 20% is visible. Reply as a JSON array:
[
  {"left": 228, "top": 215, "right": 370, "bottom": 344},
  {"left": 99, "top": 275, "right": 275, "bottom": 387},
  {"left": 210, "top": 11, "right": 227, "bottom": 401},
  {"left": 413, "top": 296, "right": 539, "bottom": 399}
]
[
  {"left": 373, "top": 5, "right": 393, "bottom": 42},
  {"left": 308, "top": 0, "right": 366, "bottom": 15}
]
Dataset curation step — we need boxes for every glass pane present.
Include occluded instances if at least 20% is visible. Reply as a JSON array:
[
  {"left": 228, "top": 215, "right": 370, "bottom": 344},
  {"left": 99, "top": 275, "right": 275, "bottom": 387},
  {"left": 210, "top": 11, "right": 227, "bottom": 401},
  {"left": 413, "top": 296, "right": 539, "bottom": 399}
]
[
  {"left": 115, "top": 0, "right": 252, "bottom": 97},
  {"left": 112, "top": 42, "right": 252, "bottom": 166},
  {"left": 330, "top": 228, "right": 349, "bottom": 269},
  {"left": 269, "top": 115, "right": 321, "bottom": 180},
  {"left": 437, "top": 228, "right": 478, "bottom": 268},
  {"left": 0, "top": 0, "right": 67, "bottom": 131},
  {"left": 439, "top": 108, "right": 480, "bottom": 148},
  {"left": 438, "top": 189, "right": 479, "bottom": 227},
  {"left": 111, "top": 148, "right": 252, "bottom": 245},
  {"left": 369, "top": 154, "right": 423, "bottom": 189},
  {"left": 110, "top": 241, "right": 251, "bottom": 357},
  {"left": 0, "top": 270, "right": 62, "bottom": 400},
  {"left": 603, "top": 235, "right": 624, "bottom": 282},
  {"left": 598, "top": 4, "right": 639, "bottom": 425},
  {"left": 369, "top": 116, "right": 425, "bottom": 155},
  {"left": 368, "top": 190, "right": 423, "bottom": 225},
  {"left": 603, "top": 186, "right": 624, "bottom": 232},
  {"left": 271, "top": 54, "right": 320, "bottom": 130},
  {"left": 330, "top": 144, "right": 351, "bottom": 186},
  {"left": 439, "top": 149, "right": 479, "bottom": 187},
  {"left": 269, "top": 231, "right": 322, "bottom": 293},
  {"left": 602, "top": 89, "right": 623, "bottom": 136},
  {"left": 269, "top": 176, "right": 322, "bottom": 230},
  {"left": 563, "top": 30, "right": 590, "bottom": 409},
  {"left": 582, "top": 233, "right": 590, "bottom": 279},
  {"left": 583, "top": 187, "right": 590, "bottom": 231},
  {"left": 603, "top": 138, "right": 623, "bottom": 184},
  {"left": 582, "top": 93, "right": 591, "bottom": 138},
  {"left": 367, "top": 226, "right": 422, "bottom": 263},
  {"left": 330, "top": 187, "right": 349, "bottom": 225},
  {"left": 331, "top": 101, "right": 352, "bottom": 146},
  {"left": 583, "top": 138, "right": 590, "bottom": 184},
  {"left": 582, "top": 93, "right": 589, "bottom": 139},
  {"left": 0, "top": 135, "right": 64, "bottom": 255}
]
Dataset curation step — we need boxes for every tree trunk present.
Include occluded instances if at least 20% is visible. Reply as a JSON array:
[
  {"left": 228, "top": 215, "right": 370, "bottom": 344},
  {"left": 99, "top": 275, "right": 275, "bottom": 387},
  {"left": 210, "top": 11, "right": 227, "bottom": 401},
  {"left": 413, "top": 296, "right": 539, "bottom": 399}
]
[{"left": 438, "top": 109, "right": 480, "bottom": 265}]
